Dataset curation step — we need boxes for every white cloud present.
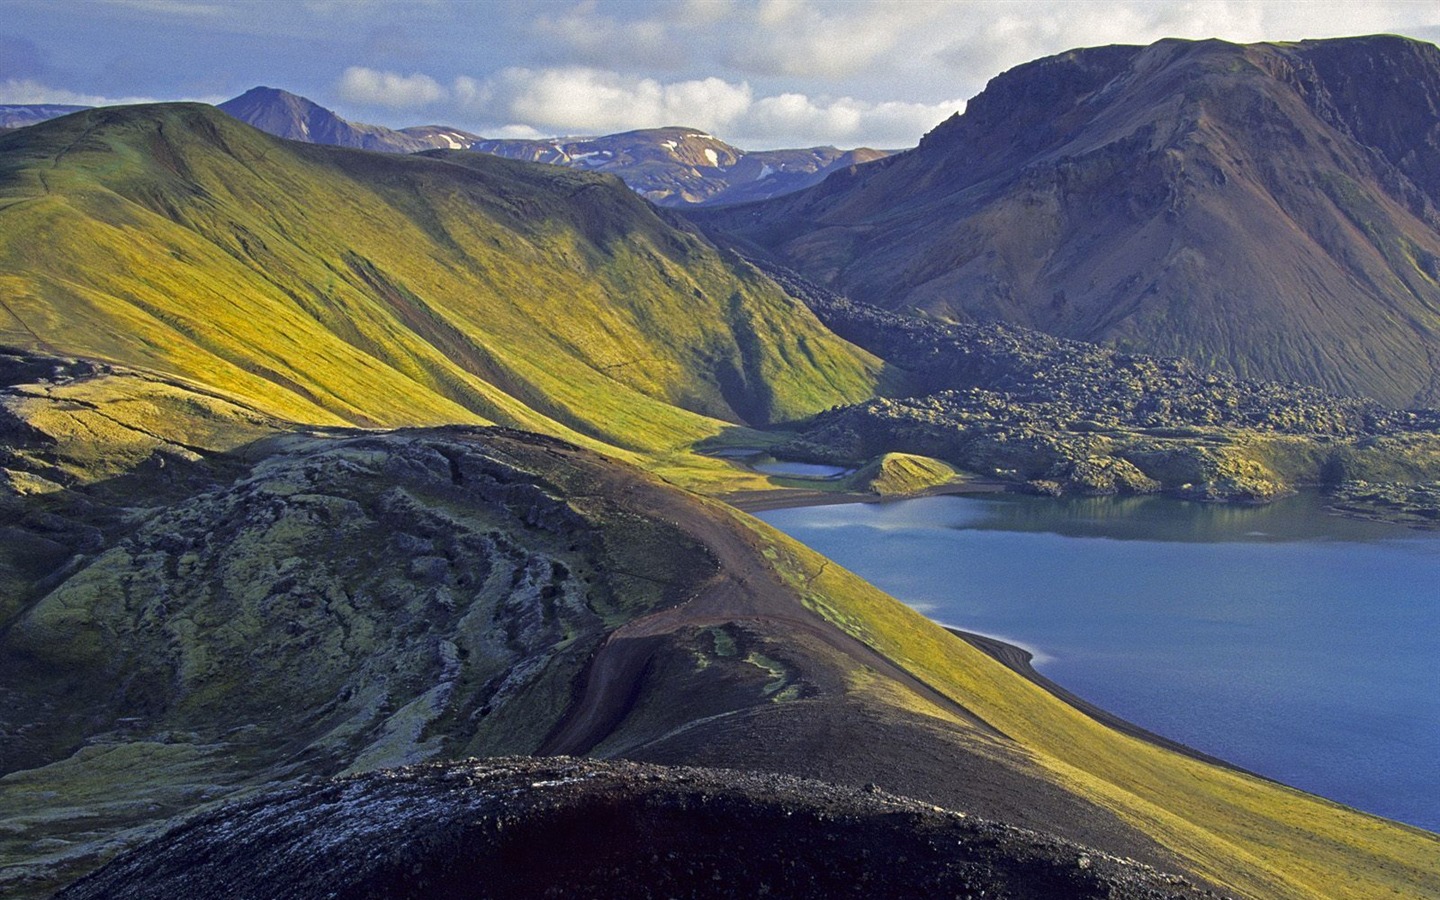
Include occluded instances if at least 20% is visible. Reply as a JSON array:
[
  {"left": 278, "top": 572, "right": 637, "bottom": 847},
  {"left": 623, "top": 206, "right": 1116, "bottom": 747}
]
[
  {"left": 531, "top": 3, "right": 684, "bottom": 70},
  {"left": 337, "top": 66, "right": 445, "bottom": 109},
  {"left": 99, "top": 0, "right": 227, "bottom": 17},
  {"left": 477, "top": 123, "right": 542, "bottom": 140},
  {"left": 447, "top": 64, "right": 958, "bottom": 148},
  {"left": 472, "top": 67, "right": 754, "bottom": 136},
  {"left": 740, "top": 93, "right": 963, "bottom": 148},
  {"left": 935, "top": 1, "right": 1440, "bottom": 86},
  {"left": 726, "top": 0, "right": 910, "bottom": 78},
  {"left": 0, "top": 78, "right": 164, "bottom": 106}
]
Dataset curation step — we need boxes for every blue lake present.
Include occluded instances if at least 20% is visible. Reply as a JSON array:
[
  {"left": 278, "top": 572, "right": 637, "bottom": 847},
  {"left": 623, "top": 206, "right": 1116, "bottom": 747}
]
[
  {"left": 756, "top": 492, "right": 1440, "bottom": 833},
  {"left": 751, "top": 460, "right": 852, "bottom": 478}
]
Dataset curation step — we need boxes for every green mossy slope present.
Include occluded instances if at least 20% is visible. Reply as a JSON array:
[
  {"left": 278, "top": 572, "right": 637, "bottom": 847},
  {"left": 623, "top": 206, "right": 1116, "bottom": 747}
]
[
  {"left": 1, "top": 362, "right": 1434, "bottom": 899},
  {"left": 0, "top": 104, "right": 880, "bottom": 456}
]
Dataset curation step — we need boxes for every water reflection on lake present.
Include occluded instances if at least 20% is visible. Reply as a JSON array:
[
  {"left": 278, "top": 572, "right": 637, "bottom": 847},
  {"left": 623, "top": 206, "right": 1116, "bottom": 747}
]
[{"left": 757, "top": 491, "right": 1440, "bottom": 832}]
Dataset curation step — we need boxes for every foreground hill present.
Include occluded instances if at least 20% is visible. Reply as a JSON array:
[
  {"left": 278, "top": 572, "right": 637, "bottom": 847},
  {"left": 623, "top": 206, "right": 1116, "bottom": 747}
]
[
  {"left": 1, "top": 352, "right": 1437, "bottom": 898},
  {"left": 701, "top": 35, "right": 1440, "bottom": 407},
  {"left": 61, "top": 758, "right": 1212, "bottom": 899},
  {"left": 0, "top": 102, "right": 879, "bottom": 469}
]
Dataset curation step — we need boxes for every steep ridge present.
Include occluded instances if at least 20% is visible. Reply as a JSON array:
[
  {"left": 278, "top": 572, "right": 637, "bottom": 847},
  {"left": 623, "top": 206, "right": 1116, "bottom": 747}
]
[
  {"left": 0, "top": 103, "right": 880, "bottom": 464},
  {"left": 700, "top": 35, "right": 1440, "bottom": 406},
  {"left": 2, "top": 352, "right": 1438, "bottom": 899}
]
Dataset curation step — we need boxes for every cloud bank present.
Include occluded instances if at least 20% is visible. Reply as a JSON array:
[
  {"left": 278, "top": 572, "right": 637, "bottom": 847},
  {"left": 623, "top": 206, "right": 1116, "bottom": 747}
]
[
  {"left": 340, "top": 64, "right": 962, "bottom": 148},
  {"left": 338, "top": 67, "right": 445, "bottom": 109},
  {"left": 0, "top": 78, "right": 166, "bottom": 107}
]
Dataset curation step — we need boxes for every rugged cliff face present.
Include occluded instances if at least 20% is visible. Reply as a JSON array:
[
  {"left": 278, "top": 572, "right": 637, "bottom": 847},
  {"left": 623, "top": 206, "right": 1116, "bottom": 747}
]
[{"left": 700, "top": 36, "right": 1440, "bottom": 407}]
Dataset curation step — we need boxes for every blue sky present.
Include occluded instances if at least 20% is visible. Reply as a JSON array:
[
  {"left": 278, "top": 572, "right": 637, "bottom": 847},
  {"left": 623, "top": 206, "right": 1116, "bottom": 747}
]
[{"left": 5, "top": 0, "right": 1440, "bottom": 148}]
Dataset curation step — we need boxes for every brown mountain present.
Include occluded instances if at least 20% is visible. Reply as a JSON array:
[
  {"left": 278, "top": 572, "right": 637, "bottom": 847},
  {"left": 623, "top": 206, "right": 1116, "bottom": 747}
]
[{"left": 699, "top": 35, "right": 1440, "bottom": 407}]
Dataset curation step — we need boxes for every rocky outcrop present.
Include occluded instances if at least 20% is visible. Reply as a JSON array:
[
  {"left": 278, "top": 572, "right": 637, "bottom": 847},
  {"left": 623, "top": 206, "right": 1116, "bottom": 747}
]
[
  {"left": 1327, "top": 480, "right": 1440, "bottom": 527},
  {"left": 763, "top": 264, "right": 1440, "bottom": 502},
  {"left": 60, "top": 757, "right": 1214, "bottom": 900}
]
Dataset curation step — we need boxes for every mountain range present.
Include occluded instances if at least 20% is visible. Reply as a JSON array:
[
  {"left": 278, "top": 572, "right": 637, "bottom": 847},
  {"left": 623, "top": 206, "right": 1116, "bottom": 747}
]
[
  {"left": 465, "top": 126, "right": 889, "bottom": 206},
  {"left": 700, "top": 34, "right": 1440, "bottom": 407},
  {"left": 1, "top": 88, "right": 890, "bottom": 209},
  {"left": 216, "top": 86, "right": 890, "bottom": 206},
  {"left": 2, "top": 34, "right": 1440, "bottom": 900},
  {"left": 0, "top": 104, "right": 89, "bottom": 130}
]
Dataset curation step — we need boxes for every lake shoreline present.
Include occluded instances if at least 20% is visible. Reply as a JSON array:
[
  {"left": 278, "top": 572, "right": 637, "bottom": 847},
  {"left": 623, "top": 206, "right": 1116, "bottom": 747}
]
[
  {"left": 730, "top": 473, "right": 1270, "bottom": 776},
  {"left": 948, "top": 627, "right": 1262, "bottom": 779},
  {"left": 752, "top": 488, "right": 1440, "bottom": 831},
  {"left": 733, "top": 484, "right": 1265, "bottom": 776},
  {"left": 724, "top": 478, "right": 1010, "bottom": 512}
]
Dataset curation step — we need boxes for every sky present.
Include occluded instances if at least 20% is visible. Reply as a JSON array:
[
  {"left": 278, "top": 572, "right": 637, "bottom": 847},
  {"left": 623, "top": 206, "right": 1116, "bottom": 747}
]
[{"left": 4, "top": 0, "right": 1440, "bottom": 149}]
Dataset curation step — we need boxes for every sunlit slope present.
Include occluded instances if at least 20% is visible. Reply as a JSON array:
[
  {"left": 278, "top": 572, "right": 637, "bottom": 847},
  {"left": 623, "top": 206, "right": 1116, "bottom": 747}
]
[
  {"left": 1, "top": 355, "right": 1433, "bottom": 898},
  {"left": 0, "top": 103, "right": 880, "bottom": 452},
  {"left": 753, "top": 523, "right": 1440, "bottom": 900}
]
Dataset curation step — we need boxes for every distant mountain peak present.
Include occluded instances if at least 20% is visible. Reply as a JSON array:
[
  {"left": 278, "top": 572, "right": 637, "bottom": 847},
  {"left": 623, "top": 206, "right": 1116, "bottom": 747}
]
[
  {"left": 0, "top": 103, "right": 91, "bottom": 130},
  {"left": 215, "top": 86, "right": 890, "bottom": 207},
  {"left": 467, "top": 126, "right": 889, "bottom": 206},
  {"left": 217, "top": 85, "right": 441, "bottom": 152}
]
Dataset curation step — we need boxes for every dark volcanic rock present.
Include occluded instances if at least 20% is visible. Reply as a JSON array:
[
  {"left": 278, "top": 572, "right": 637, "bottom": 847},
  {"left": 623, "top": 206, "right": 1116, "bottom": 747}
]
[
  {"left": 760, "top": 263, "right": 1440, "bottom": 501},
  {"left": 60, "top": 757, "right": 1215, "bottom": 900}
]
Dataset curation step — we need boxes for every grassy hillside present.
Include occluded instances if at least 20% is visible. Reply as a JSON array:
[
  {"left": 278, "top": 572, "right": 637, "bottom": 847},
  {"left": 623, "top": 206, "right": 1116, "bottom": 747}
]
[
  {"left": 753, "top": 525, "right": 1440, "bottom": 900},
  {"left": 0, "top": 103, "right": 880, "bottom": 464},
  {"left": 2, "top": 101, "right": 1436, "bottom": 899},
  {"left": 1, "top": 361, "right": 1434, "bottom": 898}
]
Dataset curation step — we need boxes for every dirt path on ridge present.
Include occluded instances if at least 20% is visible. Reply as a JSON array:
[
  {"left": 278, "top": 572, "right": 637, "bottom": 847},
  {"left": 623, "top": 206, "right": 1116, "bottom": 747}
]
[{"left": 536, "top": 459, "right": 1003, "bottom": 756}]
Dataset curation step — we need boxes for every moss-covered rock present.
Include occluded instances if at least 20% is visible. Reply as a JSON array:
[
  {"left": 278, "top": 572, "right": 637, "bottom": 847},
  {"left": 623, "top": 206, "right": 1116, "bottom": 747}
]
[
  {"left": 854, "top": 452, "right": 961, "bottom": 496},
  {"left": 768, "top": 266, "right": 1440, "bottom": 507}
]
